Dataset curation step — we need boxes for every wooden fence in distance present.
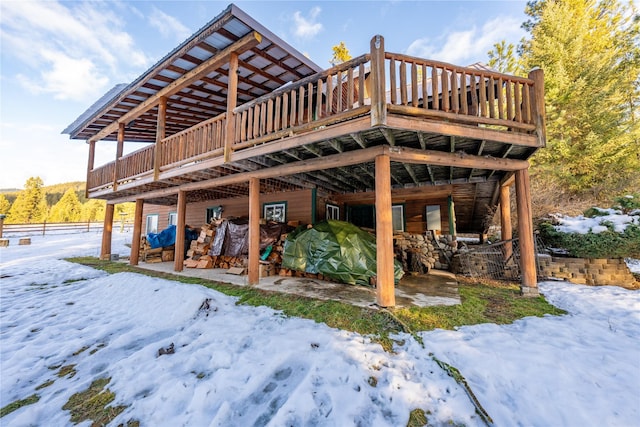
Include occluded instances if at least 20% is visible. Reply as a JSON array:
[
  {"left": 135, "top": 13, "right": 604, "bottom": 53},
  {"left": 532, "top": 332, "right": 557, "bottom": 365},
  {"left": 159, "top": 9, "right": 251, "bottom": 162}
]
[{"left": 0, "top": 221, "right": 133, "bottom": 237}]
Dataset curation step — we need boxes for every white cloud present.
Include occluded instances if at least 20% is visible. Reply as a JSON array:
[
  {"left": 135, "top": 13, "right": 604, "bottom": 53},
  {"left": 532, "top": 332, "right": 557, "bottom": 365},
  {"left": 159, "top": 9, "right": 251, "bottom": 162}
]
[
  {"left": 148, "top": 7, "right": 191, "bottom": 42},
  {"left": 17, "top": 50, "right": 110, "bottom": 101},
  {"left": 292, "top": 6, "right": 323, "bottom": 39},
  {"left": 0, "top": 0, "right": 148, "bottom": 101},
  {"left": 406, "top": 16, "right": 524, "bottom": 65}
]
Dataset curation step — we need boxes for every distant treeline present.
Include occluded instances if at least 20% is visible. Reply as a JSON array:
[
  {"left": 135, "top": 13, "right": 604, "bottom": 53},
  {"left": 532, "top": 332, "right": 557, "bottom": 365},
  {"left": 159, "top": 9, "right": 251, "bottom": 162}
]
[{"left": 0, "top": 177, "right": 134, "bottom": 224}]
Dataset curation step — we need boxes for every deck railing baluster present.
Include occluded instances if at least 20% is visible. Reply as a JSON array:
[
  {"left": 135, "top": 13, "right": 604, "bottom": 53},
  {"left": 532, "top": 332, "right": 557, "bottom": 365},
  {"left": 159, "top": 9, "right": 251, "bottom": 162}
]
[
  {"left": 514, "top": 81, "right": 522, "bottom": 123},
  {"left": 432, "top": 67, "right": 440, "bottom": 110},
  {"left": 451, "top": 70, "right": 459, "bottom": 113},
  {"left": 441, "top": 68, "right": 450, "bottom": 112},
  {"left": 400, "top": 60, "right": 407, "bottom": 106}
]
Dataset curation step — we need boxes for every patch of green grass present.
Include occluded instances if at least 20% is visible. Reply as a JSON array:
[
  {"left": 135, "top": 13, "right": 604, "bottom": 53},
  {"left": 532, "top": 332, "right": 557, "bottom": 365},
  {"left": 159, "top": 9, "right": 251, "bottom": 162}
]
[
  {"left": 62, "top": 377, "right": 127, "bottom": 426},
  {"left": 89, "top": 343, "right": 106, "bottom": 355},
  {"left": 67, "top": 257, "right": 566, "bottom": 346},
  {"left": 57, "top": 364, "right": 77, "bottom": 379},
  {"left": 63, "top": 278, "right": 88, "bottom": 284},
  {"left": 73, "top": 346, "right": 90, "bottom": 356},
  {"left": 407, "top": 408, "right": 428, "bottom": 427},
  {"left": 35, "top": 379, "right": 55, "bottom": 390},
  {"left": 394, "top": 279, "right": 566, "bottom": 333},
  {"left": 0, "top": 394, "right": 40, "bottom": 418}
]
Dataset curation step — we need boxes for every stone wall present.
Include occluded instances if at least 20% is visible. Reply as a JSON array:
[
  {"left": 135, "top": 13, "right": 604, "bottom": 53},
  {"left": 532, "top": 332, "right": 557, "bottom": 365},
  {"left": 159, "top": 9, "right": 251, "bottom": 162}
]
[
  {"left": 538, "top": 255, "right": 638, "bottom": 288},
  {"left": 394, "top": 233, "right": 458, "bottom": 272}
]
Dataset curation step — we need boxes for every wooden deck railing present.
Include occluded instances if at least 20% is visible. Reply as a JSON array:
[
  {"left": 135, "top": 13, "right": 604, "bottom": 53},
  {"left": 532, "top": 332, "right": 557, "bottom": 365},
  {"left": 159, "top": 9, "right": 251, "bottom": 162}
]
[
  {"left": 159, "top": 113, "right": 226, "bottom": 169},
  {"left": 384, "top": 53, "right": 536, "bottom": 131},
  {"left": 117, "top": 143, "right": 154, "bottom": 181},
  {"left": 232, "top": 54, "right": 371, "bottom": 150},
  {"left": 87, "top": 43, "right": 543, "bottom": 195},
  {"left": 88, "top": 161, "right": 115, "bottom": 191}
]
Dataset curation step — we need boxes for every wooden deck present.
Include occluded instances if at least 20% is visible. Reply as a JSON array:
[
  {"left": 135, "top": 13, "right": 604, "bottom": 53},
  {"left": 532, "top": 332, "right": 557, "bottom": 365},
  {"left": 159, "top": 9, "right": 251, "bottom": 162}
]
[
  {"left": 86, "top": 45, "right": 544, "bottom": 234},
  {"left": 67, "top": 4, "right": 544, "bottom": 304}
]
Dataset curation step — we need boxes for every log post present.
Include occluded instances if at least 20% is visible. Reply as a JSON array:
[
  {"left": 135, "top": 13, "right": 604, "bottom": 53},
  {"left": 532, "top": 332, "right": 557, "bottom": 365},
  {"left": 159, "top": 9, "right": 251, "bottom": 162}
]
[
  {"left": 130, "top": 199, "right": 144, "bottom": 266},
  {"left": 100, "top": 204, "right": 115, "bottom": 260},
  {"left": 154, "top": 96, "right": 167, "bottom": 180},
  {"left": 375, "top": 154, "right": 395, "bottom": 307},
  {"left": 528, "top": 68, "right": 546, "bottom": 147},
  {"left": 447, "top": 195, "right": 457, "bottom": 236},
  {"left": 515, "top": 168, "right": 538, "bottom": 296},
  {"left": 500, "top": 184, "right": 513, "bottom": 262},
  {"left": 0, "top": 214, "right": 5, "bottom": 238},
  {"left": 224, "top": 52, "right": 239, "bottom": 162},
  {"left": 247, "top": 177, "right": 260, "bottom": 285},
  {"left": 113, "top": 123, "right": 125, "bottom": 190},
  {"left": 370, "top": 35, "right": 387, "bottom": 127},
  {"left": 174, "top": 190, "right": 186, "bottom": 272},
  {"left": 86, "top": 140, "right": 96, "bottom": 199}
]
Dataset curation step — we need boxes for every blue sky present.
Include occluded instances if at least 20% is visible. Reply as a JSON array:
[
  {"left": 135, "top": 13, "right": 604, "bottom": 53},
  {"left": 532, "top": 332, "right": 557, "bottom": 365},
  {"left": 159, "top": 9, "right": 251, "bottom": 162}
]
[{"left": 0, "top": 0, "right": 529, "bottom": 189}]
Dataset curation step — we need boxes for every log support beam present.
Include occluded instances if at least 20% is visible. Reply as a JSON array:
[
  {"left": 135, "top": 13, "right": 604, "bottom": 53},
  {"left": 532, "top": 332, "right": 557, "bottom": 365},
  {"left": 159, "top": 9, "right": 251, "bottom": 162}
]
[
  {"left": 528, "top": 68, "right": 546, "bottom": 147},
  {"left": 100, "top": 203, "right": 114, "bottom": 260},
  {"left": 174, "top": 190, "right": 187, "bottom": 272},
  {"left": 130, "top": 199, "right": 144, "bottom": 266},
  {"left": 375, "top": 154, "right": 395, "bottom": 307},
  {"left": 113, "top": 123, "right": 125, "bottom": 190},
  {"left": 154, "top": 96, "right": 167, "bottom": 180},
  {"left": 248, "top": 177, "right": 260, "bottom": 285},
  {"left": 86, "top": 140, "right": 96, "bottom": 199},
  {"left": 370, "top": 35, "right": 386, "bottom": 126},
  {"left": 225, "top": 52, "right": 238, "bottom": 162},
  {"left": 515, "top": 168, "right": 538, "bottom": 296},
  {"left": 500, "top": 184, "right": 513, "bottom": 262}
]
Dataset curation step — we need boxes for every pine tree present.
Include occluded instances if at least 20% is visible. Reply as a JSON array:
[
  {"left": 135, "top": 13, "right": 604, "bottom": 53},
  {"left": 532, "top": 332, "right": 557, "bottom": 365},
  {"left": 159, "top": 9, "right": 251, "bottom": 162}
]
[
  {"left": 7, "top": 177, "right": 48, "bottom": 223},
  {"left": 487, "top": 40, "right": 523, "bottom": 75},
  {"left": 48, "top": 188, "right": 82, "bottom": 222},
  {"left": 0, "top": 194, "right": 10, "bottom": 215},
  {"left": 520, "top": 0, "right": 640, "bottom": 197},
  {"left": 329, "top": 41, "right": 352, "bottom": 66},
  {"left": 80, "top": 199, "right": 106, "bottom": 222}
]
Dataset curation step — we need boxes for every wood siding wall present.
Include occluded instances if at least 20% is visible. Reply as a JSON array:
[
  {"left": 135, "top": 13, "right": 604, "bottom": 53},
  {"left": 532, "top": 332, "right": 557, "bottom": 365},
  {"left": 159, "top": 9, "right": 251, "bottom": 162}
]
[
  {"left": 141, "top": 189, "right": 315, "bottom": 233},
  {"left": 334, "top": 191, "right": 451, "bottom": 234}
]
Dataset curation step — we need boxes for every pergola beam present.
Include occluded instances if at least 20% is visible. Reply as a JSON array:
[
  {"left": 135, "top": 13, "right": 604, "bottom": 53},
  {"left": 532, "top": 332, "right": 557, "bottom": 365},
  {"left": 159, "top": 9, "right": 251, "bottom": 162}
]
[
  {"left": 89, "top": 31, "right": 262, "bottom": 143},
  {"left": 105, "top": 144, "right": 529, "bottom": 204}
]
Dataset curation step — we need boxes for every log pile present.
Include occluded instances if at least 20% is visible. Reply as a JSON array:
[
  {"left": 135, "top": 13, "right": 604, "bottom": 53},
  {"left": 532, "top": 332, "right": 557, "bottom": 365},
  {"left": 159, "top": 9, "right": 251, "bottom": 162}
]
[
  {"left": 184, "top": 222, "right": 216, "bottom": 269},
  {"left": 394, "top": 232, "right": 458, "bottom": 272},
  {"left": 139, "top": 236, "right": 174, "bottom": 263}
]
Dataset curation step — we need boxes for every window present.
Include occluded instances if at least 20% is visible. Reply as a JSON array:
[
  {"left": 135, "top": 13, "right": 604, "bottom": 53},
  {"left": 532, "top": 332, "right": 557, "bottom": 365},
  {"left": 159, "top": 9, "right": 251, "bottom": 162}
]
[
  {"left": 326, "top": 203, "right": 340, "bottom": 220},
  {"left": 145, "top": 214, "right": 158, "bottom": 235},
  {"left": 347, "top": 205, "right": 374, "bottom": 229},
  {"left": 263, "top": 202, "right": 287, "bottom": 223},
  {"left": 168, "top": 212, "right": 177, "bottom": 227},
  {"left": 426, "top": 205, "right": 442, "bottom": 231},
  {"left": 392, "top": 204, "right": 405, "bottom": 232},
  {"left": 347, "top": 204, "right": 404, "bottom": 231}
]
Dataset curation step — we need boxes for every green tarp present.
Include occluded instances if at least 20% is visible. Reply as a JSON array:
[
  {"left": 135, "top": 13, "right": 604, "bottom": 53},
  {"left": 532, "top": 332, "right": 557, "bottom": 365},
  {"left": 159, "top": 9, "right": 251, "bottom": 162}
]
[{"left": 282, "top": 220, "right": 404, "bottom": 286}]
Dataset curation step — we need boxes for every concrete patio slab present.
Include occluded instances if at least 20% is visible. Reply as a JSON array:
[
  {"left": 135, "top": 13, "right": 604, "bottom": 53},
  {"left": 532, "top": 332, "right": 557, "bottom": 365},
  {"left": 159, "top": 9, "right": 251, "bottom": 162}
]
[{"left": 131, "top": 261, "right": 460, "bottom": 309}]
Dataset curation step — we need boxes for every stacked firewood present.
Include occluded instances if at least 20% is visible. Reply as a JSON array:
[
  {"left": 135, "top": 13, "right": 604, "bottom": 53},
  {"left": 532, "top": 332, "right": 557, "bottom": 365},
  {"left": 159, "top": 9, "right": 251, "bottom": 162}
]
[
  {"left": 183, "top": 222, "right": 216, "bottom": 268},
  {"left": 139, "top": 236, "right": 163, "bottom": 263}
]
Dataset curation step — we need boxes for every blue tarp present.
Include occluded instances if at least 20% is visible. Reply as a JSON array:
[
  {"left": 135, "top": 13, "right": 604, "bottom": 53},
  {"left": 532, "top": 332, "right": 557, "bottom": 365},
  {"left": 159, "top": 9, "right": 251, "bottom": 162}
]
[{"left": 147, "top": 225, "right": 177, "bottom": 249}]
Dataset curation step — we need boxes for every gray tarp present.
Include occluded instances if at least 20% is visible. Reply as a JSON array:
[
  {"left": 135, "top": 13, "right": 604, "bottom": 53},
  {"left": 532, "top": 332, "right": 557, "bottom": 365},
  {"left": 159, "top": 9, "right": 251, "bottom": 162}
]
[
  {"left": 282, "top": 220, "right": 404, "bottom": 286},
  {"left": 208, "top": 219, "right": 288, "bottom": 257}
]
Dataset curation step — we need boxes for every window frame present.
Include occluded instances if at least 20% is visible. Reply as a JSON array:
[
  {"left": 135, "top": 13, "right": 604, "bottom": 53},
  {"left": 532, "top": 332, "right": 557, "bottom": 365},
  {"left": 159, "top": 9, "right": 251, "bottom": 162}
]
[
  {"left": 263, "top": 201, "right": 287, "bottom": 223},
  {"left": 326, "top": 203, "right": 340, "bottom": 220},
  {"left": 145, "top": 214, "right": 159, "bottom": 235},
  {"left": 391, "top": 204, "right": 405, "bottom": 232},
  {"left": 167, "top": 212, "right": 177, "bottom": 227}
]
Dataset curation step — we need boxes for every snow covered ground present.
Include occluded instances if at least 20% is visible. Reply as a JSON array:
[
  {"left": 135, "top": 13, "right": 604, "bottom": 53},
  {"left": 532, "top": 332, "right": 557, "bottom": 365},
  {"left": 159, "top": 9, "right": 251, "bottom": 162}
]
[{"left": 1, "top": 232, "right": 639, "bottom": 426}]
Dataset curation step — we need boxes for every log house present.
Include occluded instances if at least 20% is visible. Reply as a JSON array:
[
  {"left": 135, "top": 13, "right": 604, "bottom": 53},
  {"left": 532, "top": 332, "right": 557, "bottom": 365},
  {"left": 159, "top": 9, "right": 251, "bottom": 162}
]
[{"left": 64, "top": 4, "right": 546, "bottom": 306}]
